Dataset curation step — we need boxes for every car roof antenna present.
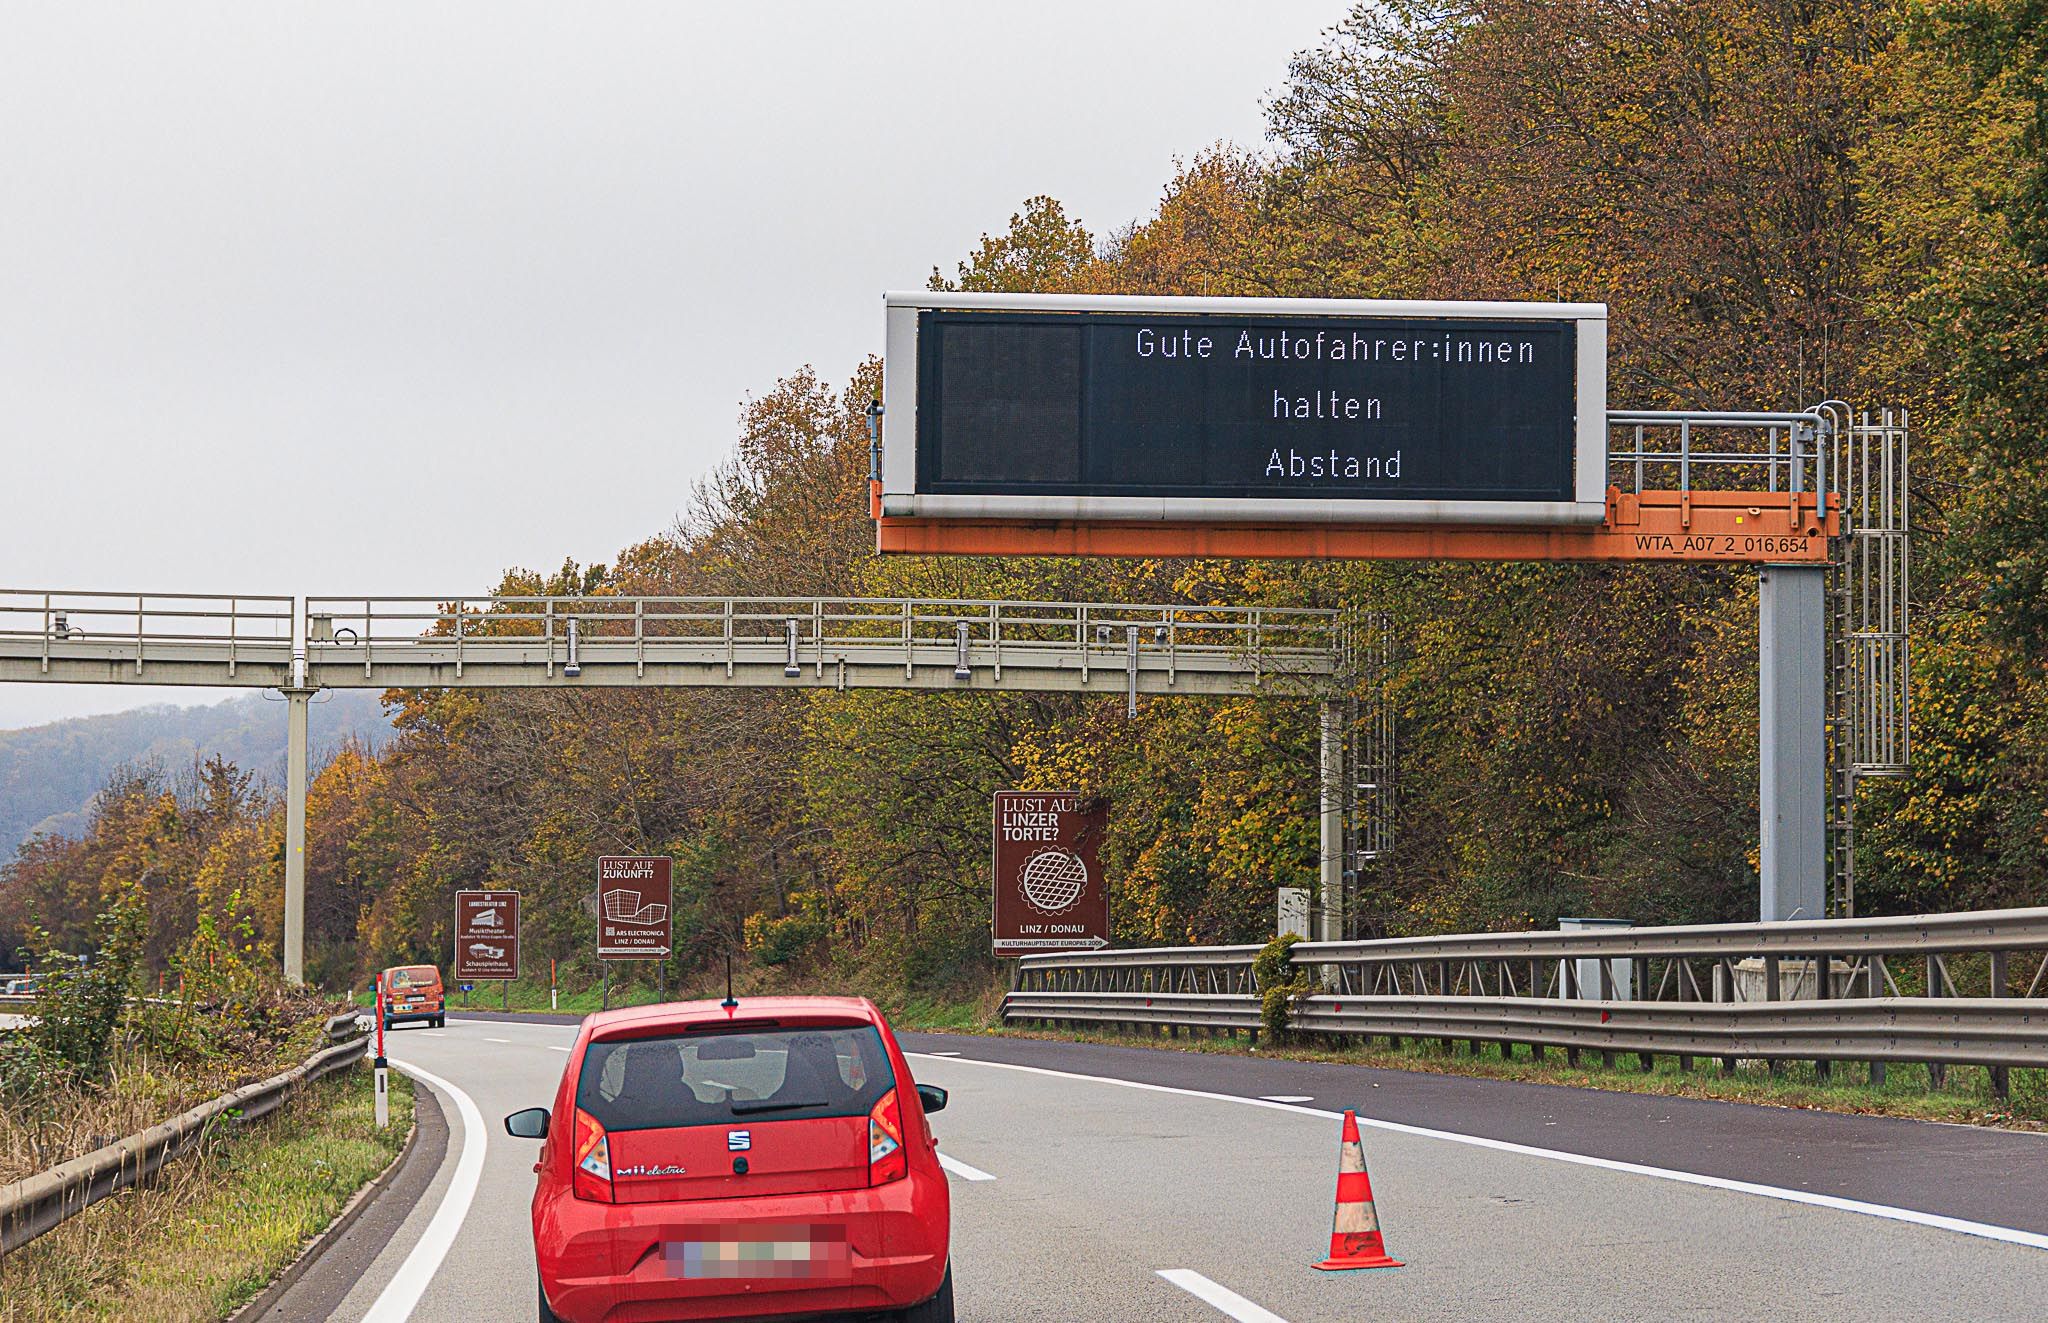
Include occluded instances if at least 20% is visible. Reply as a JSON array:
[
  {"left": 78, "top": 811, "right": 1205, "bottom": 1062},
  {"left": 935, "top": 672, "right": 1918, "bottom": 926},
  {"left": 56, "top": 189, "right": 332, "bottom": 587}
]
[{"left": 721, "top": 953, "right": 738, "bottom": 1011}]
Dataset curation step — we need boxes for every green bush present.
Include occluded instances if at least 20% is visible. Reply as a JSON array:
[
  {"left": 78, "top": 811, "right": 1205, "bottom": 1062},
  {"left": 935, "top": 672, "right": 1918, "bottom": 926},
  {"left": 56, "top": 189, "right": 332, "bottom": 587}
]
[
  {"left": 1255, "top": 931, "right": 1312, "bottom": 1043},
  {"left": 743, "top": 908, "right": 828, "bottom": 968},
  {"left": 25, "top": 883, "right": 145, "bottom": 1086},
  {"left": 0, "top": 1036, "right": 60, "bottom": 1100}
]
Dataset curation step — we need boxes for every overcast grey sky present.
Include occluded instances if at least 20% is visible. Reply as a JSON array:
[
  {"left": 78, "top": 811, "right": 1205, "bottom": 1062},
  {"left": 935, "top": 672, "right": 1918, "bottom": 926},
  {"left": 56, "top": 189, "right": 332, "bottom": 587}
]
[{"left": 0, "top": 1, "right": 1352, "bottom": 730}]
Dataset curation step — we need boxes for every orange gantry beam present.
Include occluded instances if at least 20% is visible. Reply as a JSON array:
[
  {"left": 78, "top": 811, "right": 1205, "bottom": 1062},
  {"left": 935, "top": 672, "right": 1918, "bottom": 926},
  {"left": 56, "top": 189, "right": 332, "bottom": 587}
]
[{"left": 876, "top": 489, "right": 1834, "bottom": 563}]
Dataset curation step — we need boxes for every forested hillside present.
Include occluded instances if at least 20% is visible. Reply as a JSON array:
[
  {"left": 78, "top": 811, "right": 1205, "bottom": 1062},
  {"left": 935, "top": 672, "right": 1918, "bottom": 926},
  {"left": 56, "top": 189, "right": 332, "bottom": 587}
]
[
  {"left": 4, "top": 0, "right": 2045, "bottom": 997},
  {"left": 0, "top": 691, "right": 393, "bottom": 854}
]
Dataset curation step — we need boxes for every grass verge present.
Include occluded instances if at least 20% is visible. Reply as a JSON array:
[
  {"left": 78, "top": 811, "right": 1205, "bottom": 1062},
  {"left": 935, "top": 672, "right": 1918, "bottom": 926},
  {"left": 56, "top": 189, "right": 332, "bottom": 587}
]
[
  {"left": 0, "top": 1062, "right": 414, "bottom": 1322},
  {"left": 1, "top": 1012, "right": 336, "bottom": 1187},
  {"left": 355, "top": 975, "right": 670, "bottom": 1016},
  {"left": 361, "top": 969, "right": 1011, "bottom": 1027}
]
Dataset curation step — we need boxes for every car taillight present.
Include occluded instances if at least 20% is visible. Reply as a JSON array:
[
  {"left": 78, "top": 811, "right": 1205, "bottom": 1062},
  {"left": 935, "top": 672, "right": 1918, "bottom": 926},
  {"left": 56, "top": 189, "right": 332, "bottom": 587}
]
[
  {"left": 868, "top": 1088, "right": 907, "bottom": 1184},
  {"left": 571, "top": 1107, "right": 613, "bottom": 1203}
]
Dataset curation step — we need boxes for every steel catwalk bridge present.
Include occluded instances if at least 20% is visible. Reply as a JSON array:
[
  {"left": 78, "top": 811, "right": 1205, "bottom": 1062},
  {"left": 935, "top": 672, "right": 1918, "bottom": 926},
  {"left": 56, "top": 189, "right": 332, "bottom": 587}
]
[
  {"left": 0, "top": 591, "right": 1354, "bottom": 983},
  {"left": 0, "top": 593, "right": 1343, "bottom": 696}
]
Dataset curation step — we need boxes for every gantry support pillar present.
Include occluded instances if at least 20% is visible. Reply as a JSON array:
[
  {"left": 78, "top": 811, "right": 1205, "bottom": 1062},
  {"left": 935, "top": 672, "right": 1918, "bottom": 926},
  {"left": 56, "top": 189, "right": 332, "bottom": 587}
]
[
  {"left": 283, "top": 683, "right": 310, "bottom": 985},
  {"left": 1759, "top": 564, "right": 1827, "bottom": 923},
  {"left": 1319, "top": 700, "right": 1345, "bottom": 941}
]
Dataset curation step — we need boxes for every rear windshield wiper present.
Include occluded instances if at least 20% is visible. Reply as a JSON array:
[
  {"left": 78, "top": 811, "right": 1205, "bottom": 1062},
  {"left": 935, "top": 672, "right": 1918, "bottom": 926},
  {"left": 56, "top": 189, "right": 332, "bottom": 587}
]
[{"left": 729, "top": 1098, "right": 830, "bottom": 1116}]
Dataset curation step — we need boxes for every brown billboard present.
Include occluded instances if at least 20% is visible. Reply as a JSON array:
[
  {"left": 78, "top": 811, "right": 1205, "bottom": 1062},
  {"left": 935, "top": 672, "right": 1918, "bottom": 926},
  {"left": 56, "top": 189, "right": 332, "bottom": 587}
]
[
  {"left": 992, "top": 791, "right": 1109, "bottom": 957},
  {"left": 597, "top": 855, "right": 673, "bottom": 960},
  {"left": 454, "top": 889, "right": 519, "bottom": 981}
]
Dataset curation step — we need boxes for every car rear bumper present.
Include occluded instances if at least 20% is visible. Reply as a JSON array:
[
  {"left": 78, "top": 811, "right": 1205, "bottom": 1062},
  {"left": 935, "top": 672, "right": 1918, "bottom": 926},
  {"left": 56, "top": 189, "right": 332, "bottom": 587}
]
[{"left": 539, "top": 1171, "right": 948, "bottom": 1323}]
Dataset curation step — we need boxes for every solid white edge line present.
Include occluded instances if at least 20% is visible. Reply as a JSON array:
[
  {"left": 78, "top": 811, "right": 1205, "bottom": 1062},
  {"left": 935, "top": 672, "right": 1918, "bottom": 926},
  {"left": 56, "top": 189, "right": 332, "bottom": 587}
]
[
  {"left": 1156, "top": 1269, "right": 1291, "bottom": 1323},
  {"left": 358, "top": 1060, "right": 489, "bottom": 1323},
  {"left": 1259, "top": 1095, "right": 1315, "bottom": 1104},
  {"left": 907, "top": 1052, "right": 2048, "bottom": 1252},
  {"left": 936, "top": 1152, "right": 996, "bottom": 1182}
]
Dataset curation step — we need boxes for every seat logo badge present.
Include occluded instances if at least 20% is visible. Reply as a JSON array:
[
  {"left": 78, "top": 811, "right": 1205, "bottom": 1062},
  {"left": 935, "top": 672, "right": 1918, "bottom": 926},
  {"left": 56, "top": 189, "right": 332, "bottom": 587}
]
[{"left": 728, "top": 1130, "right": 751, "bottom": 1152}]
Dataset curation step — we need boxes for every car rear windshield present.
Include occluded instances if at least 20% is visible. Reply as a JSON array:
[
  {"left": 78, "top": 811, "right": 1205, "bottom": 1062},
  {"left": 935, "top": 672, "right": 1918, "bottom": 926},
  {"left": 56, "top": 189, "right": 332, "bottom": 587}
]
[
  {"left": 387, "top": 966, "right": 438, "bottom": 989},
  {"left": 576, "top": 1025, "right": 897, "bottom": 1131}
]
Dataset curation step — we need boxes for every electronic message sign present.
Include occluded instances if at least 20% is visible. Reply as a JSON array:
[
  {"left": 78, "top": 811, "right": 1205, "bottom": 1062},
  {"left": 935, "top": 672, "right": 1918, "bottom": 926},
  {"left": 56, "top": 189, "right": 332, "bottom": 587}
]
[
  {"left": 454, "top": 889, "right": 519, "bottom": 982},
  {"left": 879, "top": 293, "right": 1607, "bottom": 527},
  {"left": 597, "top": 856, "right": 673, "bottom": 961},
  {"left": 992, "top": 791, "right": 1109, "bottom": 957}
]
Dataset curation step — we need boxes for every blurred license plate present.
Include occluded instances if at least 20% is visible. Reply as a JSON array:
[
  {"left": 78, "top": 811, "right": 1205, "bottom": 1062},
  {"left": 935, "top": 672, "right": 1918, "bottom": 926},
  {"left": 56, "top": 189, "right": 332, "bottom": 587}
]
[{"left": 663, "top": 1226, "right": 849, "bottom": 1280}]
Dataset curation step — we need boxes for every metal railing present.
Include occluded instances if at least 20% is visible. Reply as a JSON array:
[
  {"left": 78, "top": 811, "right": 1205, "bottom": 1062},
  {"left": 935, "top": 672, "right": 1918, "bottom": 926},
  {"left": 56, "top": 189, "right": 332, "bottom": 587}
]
[
  {"left": 1006, "top": 907, "right": 2048, "bottom": 1091},
  {"left": 0, "top": 592, "right": 1346, "bottom": 695},
  {"left": 0, "top": 1012, "right": 369, "bottom": 1255},
  {"left": 0, "top": 590, "right": 294, "bottom": 680},
  {"left": 303, "top": 595, "right": 1345, "bottom": 693},
  {"left": 1606, "top": 411, "right": 1833, "bottom": 505}
]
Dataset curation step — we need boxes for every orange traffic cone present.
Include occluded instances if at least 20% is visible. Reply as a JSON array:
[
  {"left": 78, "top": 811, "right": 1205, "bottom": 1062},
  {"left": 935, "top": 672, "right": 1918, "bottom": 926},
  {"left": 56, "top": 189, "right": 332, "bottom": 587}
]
[{"left": 1313, "top": 1110, "right": 1402, "bottom": 1271}]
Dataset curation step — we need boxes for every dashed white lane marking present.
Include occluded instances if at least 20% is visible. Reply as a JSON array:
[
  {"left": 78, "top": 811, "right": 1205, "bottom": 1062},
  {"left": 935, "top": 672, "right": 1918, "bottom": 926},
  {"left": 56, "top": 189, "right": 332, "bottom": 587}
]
[
  {"left": 483, "top": 1037, "right": 511, "bottom": 1043},
  {"left": 421, "top": 1032, "right": 447, "bottom": 1038},
  {"left": 923, "top": 1050, "right": 964, "bottom": 1057},
  {"left": 359, "top": 1061, "right": 487, "bottom": 1323},
  {"left": 936, "top": 1153, "right": 996, "bottom": 1182},
  {"left": 908, "top": 1053, "right": 2048, "bottom": 1252},
  {"left": 1260, "top": 1095, "right": 1315, "bottom": 1104},
  {"left": 1157, "top": 1270, "right": 1291, "bottom": 1323},
  {"left": 546, "top": 1045, "right": 570, "bottom": 1052}
]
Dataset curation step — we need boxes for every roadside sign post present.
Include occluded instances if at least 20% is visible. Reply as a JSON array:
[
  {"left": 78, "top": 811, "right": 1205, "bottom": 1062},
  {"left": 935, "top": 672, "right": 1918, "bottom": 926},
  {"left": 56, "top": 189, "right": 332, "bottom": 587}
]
[
  {"left": 992, "top": 792, "right": 1110, "bottom": 957},
  {"left": 597, "top": 856, "right": 674, "bottom": 1010},
  {"left": 453, "top": 891, "right": 521, "bottom": 1003},
  {"left": 551, "top": 957, "right": 557, "bottom": 1011},
  {"left": 372, "top": 975, "right": 388, "bottom": 1130},
  {"left": 1278, "top": 887, "right": 1310, "bottom": 939}
]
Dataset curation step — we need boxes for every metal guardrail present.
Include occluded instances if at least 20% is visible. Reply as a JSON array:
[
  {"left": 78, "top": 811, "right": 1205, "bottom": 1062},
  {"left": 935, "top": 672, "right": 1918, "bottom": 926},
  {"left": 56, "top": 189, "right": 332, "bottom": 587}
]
[
  {"left": 0, "top": 1011, "right": 369, "bottom": 1256},
  {"left": 1003, "top": 994, "right": 2048, "bottom": 1067},
  {"left": 1, "top": 991, "right": 187, "bottom": 1032},
  {"left": 1006, "top": 907, "right": 2048, "bottom": 1091}
]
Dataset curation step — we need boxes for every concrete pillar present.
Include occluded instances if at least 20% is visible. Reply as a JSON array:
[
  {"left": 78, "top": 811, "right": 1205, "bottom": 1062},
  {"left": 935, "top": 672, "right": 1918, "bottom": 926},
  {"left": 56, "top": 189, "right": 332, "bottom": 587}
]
[
  {"left": 284, "top": 685, "right": 310, "bottom": 985},
  {"left": 1319, "top": 700, "right": 1344, "bottom": 941},
  {"left": 1759, "top": 565, "right": 1826, "bottom": 922}
]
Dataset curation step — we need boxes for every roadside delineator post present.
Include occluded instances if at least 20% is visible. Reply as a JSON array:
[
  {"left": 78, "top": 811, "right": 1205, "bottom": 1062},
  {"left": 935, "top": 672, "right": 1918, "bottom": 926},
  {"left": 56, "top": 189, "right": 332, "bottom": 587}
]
[
  {"left": 373, "top": 975, "right": 389, "bottom": 1130},
  {"left": 1313, "top": 1110, "right": 1401, "bottom": 1271}
]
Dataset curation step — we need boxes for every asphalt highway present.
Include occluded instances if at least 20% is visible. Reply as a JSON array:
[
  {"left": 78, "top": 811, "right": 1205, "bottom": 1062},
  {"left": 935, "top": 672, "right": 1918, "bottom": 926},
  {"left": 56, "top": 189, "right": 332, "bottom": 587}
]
[{"left": 253, "top": 1014, "right": 2048, "bottom": 1322}]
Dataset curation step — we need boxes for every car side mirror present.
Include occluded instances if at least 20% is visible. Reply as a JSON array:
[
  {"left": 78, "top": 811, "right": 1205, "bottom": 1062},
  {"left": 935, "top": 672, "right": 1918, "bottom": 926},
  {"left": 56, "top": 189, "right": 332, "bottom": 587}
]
[
  {"left": 916, "top": 1084, "right": 947, "bottom": 1114},
  {"left": 505, "top": 1106, "right": 551, "bottom": 1139}
]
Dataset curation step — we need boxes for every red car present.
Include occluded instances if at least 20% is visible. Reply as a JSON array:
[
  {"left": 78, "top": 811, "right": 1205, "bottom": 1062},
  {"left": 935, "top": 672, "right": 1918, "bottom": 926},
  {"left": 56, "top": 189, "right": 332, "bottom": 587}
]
[{"left": 505, "top": 996, "right": 953, "bottom": 1323}]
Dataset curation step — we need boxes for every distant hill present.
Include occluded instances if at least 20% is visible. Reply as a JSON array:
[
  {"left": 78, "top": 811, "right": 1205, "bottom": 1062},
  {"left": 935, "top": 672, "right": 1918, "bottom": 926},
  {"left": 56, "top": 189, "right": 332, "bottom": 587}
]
[{"left": 0, "top": 691, "right": 396, "bottom": 855}]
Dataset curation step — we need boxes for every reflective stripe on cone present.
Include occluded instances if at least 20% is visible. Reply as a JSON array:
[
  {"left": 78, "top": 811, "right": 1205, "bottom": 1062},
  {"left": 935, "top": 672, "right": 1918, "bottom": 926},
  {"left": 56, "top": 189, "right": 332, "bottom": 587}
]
[{"left": 1313, "top": 1109, "right": 1402, "bottom": 1271}]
